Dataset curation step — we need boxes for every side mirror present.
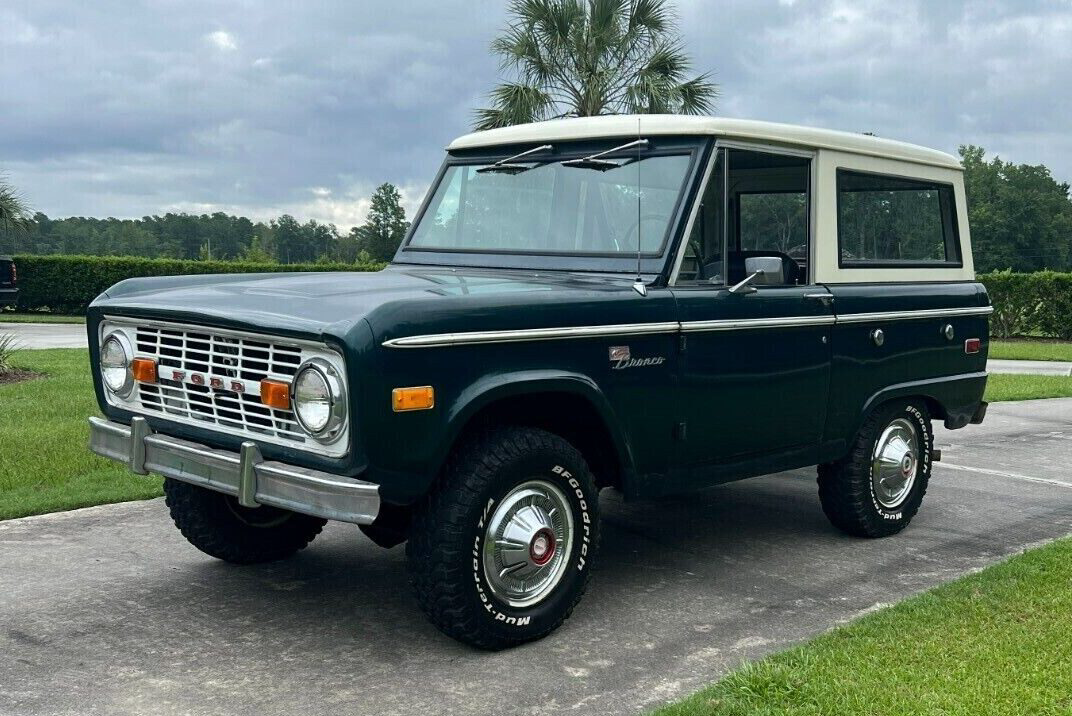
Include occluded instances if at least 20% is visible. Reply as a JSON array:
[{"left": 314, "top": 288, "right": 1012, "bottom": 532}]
[
  {"left": 745, "top": 256, "right": 784, "bottom": 283},
  {"left": 729, "top": 257, "right": 784, "bottom": 294}
]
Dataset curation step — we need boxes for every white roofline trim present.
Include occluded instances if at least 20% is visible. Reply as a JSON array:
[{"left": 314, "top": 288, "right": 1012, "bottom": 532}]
[{"left": 447, "top": 115, "right": 961, "bottom": 171}]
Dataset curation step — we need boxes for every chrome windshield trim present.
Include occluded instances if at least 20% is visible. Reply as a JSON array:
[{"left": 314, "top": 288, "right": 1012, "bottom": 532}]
[
  {"left": 382, "top": 306, "right": 992, "bottom": 348},
  {"left": 382, "top": 322, "right": 680, "bottom": 348},
  {"left": 835, "top": 306, "right": 994, "bottom": 324}
]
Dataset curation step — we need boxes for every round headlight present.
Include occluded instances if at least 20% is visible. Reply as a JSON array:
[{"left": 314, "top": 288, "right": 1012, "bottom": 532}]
[
  {"left": 292, "top": 359, "right": 346, "bottom": 440},
  {"left": 101, "top": 334, "right": 134, "bottom": 397}
]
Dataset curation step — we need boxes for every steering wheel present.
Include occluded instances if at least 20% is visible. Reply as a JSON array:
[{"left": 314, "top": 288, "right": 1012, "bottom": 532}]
[{"left": 621, "top": 214, "right": 669, "bottom": 252}]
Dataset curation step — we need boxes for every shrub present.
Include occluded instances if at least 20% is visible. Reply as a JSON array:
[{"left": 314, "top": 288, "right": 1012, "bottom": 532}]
[
  {"left": 12, "top": 254, "right": 385, "bottom": 314},
  {"left": 1030, "top": 271, "right": 1072, "bottom": 340},
  {"left": 0, "top": 332, "right": 18, "bottom": 374},
  {"left": 978, "top": 270, "right": 1039, "bottom": 338}
]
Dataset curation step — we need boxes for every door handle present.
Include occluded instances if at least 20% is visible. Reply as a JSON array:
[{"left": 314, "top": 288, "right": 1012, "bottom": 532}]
[{"left": 804, "top": 293, "right": 834, "bottom": 304}]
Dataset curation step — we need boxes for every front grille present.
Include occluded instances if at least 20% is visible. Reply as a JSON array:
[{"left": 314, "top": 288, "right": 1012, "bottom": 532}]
[
  {"left": 100, "top": 318, "right": 349, "bottom": 457},
  {"left": 135, "top": 324, "right": 306, "bottom": 442}
]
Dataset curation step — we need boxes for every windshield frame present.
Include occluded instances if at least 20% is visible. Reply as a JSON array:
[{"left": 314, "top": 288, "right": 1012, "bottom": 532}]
[{"left": 394, "top": 136, "right": 710, "bottom": 276}]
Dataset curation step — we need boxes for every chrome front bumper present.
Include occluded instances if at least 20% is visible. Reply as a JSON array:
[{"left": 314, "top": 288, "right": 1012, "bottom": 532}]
[{"left": 89, "top": 416, "right": 380, "bottom": 524}]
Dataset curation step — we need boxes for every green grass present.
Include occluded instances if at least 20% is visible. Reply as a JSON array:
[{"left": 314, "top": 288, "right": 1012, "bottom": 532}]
[
  {"left": 984, "top": 373, "right": 1072, "bottom": 402},
  {"left": 0, "top": 311, "right": 85, "bottom": 324},
  {"left": 0, "top": 349, "right": 161, "bottom": 520},
  {"left": 654, "top": 538, "right": 1072, "bottom": 716},
  {"left": 990, "top": 339, "right": 1072, "bottom": 362}
]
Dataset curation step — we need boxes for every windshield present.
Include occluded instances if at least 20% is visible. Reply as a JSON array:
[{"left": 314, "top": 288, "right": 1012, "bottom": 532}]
[{"left": 406, "top": 151, "right": 693, "bottom": 256}]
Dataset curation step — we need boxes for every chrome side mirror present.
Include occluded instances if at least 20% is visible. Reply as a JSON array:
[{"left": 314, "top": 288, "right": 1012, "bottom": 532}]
[
  {"left": 729, "top": 257, "right": 783, "bottom": 294},
  {"left": 729, "top": 270, "right": 763, "bottom": 294}
]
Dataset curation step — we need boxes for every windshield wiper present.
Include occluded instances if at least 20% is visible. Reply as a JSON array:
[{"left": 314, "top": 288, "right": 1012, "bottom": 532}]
[
  {"left": 561, "top": 138, "right": 649, "bottom": 171},
  {"left": 476, "top": 144, "right": 554, "bottom": 175}
]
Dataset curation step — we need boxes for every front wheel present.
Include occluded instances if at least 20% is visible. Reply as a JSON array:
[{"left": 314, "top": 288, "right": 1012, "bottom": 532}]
[
  {"left": 407, "top": 427, "right": 600, "bottom": 650},
  {"left": 818, "top": 399, "right": 933, "bottom": 538},
  {"left": 164, "top": 479, "right": 326, "bottom": 564}
]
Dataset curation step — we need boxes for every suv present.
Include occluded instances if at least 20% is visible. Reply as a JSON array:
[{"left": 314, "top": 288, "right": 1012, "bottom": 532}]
[
  {"left": 0, "top": 256, "right": 16, "bottom": 307},
  {"left": 88, "top": 116, "right": 991, "bottom": 649}
]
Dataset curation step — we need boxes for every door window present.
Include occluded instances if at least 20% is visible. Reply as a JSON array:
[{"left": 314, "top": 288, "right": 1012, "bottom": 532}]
[{"left": 677, "top": 148, "right": 811, "bottom": 286}]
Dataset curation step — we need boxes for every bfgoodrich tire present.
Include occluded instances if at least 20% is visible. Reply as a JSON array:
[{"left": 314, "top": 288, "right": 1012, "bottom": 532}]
[
  {"left": 407, "top": 427, "right": 599, "bottom": 650},
  {"left": 164, "top": 479, "right": 326, "bottom": 564},
  {"left": 818, "top": 399, "right": 933, "bottom": 538}
]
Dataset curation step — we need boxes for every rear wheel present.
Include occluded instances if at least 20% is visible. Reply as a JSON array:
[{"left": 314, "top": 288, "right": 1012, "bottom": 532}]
[
  {"left": 818, "top": 399, "right": 933, "bottom": 537},
  {"left": 407, "top": 427, "right": 599, "bottom": 650},
  {"left": 164, "top": 479, "right": 326, "bottom": 564}
]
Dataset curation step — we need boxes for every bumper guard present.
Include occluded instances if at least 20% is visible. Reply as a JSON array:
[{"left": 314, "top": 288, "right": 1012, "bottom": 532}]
[{"left": 89, "top": 416, "right": 380, "bottom": 524}]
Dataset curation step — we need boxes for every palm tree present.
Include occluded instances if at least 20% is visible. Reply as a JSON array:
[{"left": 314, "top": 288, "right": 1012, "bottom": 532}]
[
  {"left": 475, "top": 0, "right": 716, "bottom": 130},
  {"left": 0, "top": 177, "right": 31, "bottom": 235}
]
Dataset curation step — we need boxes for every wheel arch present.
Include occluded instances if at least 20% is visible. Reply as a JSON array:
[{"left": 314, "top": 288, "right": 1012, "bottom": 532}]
[
  {"left": 853, "top": 372, "right": 987, "bottom": 439},
  {"left": 438, "top": 371, "right": 636, "bottom": 493}
]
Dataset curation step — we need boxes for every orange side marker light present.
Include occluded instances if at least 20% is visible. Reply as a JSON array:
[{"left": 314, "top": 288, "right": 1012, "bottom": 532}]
[{"left": 392, "top": 386, "right": 435, "bottom": 412}]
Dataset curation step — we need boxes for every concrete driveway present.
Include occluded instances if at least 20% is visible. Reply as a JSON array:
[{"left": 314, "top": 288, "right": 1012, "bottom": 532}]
[
  {"left": 2, "top": 399, "right": 1071, "bottom": 716},
  {"left": 0, "top": 322, "right": 87, "bottom": 349}
]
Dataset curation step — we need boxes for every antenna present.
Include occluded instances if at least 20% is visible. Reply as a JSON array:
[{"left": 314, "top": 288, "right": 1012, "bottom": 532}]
[{"left": 632, "top": 117, "right": 647, "bottom": 297}]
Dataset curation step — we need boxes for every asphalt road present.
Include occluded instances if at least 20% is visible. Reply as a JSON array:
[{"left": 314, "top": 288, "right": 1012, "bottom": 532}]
[
  {"left": 2, "top": 399, "right": 1070, "bottom": 716},
  {"left": 0, "top": 322, "right": 87, "bottom": 349}
]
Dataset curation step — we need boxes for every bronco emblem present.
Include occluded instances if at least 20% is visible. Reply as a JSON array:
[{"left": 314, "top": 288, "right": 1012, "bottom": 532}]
[{"left": 609, "top": 345, "right": 666, "bottom": 370}]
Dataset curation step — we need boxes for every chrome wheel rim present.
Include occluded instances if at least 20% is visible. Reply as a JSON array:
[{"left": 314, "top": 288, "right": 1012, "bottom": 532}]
[
  {"left": 871, "top": 418, "right": 919, "bottom": 509},
  {"left": 482, "top": 480, "right": 574, "bottom": 608}
]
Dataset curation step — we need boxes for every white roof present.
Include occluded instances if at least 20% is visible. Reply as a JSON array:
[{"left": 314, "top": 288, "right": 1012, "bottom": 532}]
[{"left": 447, "top": 115, "right": 961, "bottom": 170}]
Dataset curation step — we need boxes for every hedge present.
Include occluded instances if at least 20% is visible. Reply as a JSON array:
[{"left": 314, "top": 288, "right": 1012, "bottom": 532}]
[
  {"left": 10, "top": 254, "right": 386, "bottom": 314},
  {"left": 6, "top": 256, "right": 1072, "bottom": 340},
  {"left": 979, "top": 270, "right": 1072, "bottom": 340}
]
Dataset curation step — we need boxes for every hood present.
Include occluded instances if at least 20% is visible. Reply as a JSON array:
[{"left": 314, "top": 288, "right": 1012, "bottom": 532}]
[{"left": 89, "top": 265, "right": 654, "bottom": 342}]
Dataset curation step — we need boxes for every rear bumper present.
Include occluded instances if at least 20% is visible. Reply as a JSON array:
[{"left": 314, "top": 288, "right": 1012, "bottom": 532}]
[
  {"left": 0, "top": 287, "right": 16, "bottom": 305},
  {"left": 89, "top": 416, "right": 380, "bottom": 524}
]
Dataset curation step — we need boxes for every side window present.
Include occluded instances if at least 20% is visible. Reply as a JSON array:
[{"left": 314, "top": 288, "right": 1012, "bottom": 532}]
[
  {"left": 677, "top": 148, "right": 811, "bottom": 286},
  {"left": 837, "top": 170, "right": 961, "bottom": 267},
  {"left": 738, "top": 192, "right": 808, "bottom": 262}
]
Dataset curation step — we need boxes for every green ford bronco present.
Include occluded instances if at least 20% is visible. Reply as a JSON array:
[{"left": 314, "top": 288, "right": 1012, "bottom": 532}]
[{"left": 88, "top": 116, "right": 991, "bottom": 649}]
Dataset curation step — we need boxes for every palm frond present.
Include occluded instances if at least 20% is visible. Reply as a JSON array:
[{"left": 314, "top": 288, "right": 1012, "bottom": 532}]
[
  {"left": 0, "top": 178, "right": 31, "bottom": 234},
  {"left": 477, "top": 0, "right": 716, "bottom": 128}
]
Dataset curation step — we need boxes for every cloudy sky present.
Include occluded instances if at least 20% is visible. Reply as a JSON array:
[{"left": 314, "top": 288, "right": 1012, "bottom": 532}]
[{"left": 2, "top": 0, "right": 1069, "bottom": 229}]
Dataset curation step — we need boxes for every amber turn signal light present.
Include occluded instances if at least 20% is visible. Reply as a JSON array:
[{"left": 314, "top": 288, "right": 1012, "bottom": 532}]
[
  {"left": 393, "top": 386, "right": 434, "bottom": 412},
  {"left": 131, "top": 357, "right": 158, "bottom": 383},
  {"left": 260, "top": 379, "right": 291, "bottom": 409}
]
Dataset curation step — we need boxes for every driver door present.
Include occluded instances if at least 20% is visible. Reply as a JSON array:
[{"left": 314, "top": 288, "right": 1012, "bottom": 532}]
[{"left": 671, "top": 146, "right": 833, "bottom": 478}]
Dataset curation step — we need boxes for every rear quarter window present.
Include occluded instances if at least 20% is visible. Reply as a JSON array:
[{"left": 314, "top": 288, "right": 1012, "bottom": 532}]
[{"left": 836, "top": 169, "right": 962, "bottom": 268}]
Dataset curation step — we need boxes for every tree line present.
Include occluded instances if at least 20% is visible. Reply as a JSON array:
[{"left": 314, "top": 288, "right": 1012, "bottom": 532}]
[
  {"left": 2, "top": 183, "right": 409, "bottom": 265},
  {"left": 6, "top": 148, "right": 1070, "bottom": 273}
]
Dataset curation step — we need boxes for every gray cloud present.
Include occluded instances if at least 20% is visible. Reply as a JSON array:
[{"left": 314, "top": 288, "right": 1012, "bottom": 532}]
[{"left": 2, "top": 0, "right": 1069, "bottom": 229}]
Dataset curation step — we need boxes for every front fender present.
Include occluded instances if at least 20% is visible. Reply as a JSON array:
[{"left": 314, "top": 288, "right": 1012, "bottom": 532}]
[{"left": 438, "top": 369, "right": 636, "bottom": 484}]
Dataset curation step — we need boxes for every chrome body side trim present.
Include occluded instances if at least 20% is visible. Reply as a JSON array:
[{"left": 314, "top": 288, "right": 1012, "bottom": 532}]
[
  {"left": 88, "top": 417, "right": 379, "bottom": 525},
  {"left": 381, "top": 306, "right": 992, "bottom": 348},
  {"left": 381, "top": 321, "right": 681, "bottom": 348},
  {"left": 681, "top": 315, "right": 836, "bottom": 332},
  {"left": 834, "top": 306, "right": 994, "bottom": 325}
]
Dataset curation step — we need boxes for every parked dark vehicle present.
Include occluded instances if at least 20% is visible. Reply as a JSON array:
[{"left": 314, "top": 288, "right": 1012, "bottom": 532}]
[
  {"left": 88, "top": 117, "right": 991, "bottom": 649},
  {"left": 0, "top": 256, "right": 16, "bottom": 307}
]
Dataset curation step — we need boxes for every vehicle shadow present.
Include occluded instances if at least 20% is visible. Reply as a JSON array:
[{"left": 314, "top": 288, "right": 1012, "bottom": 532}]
[{"left": 124, "top": 470, "right": 835, "bottom": 657}]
